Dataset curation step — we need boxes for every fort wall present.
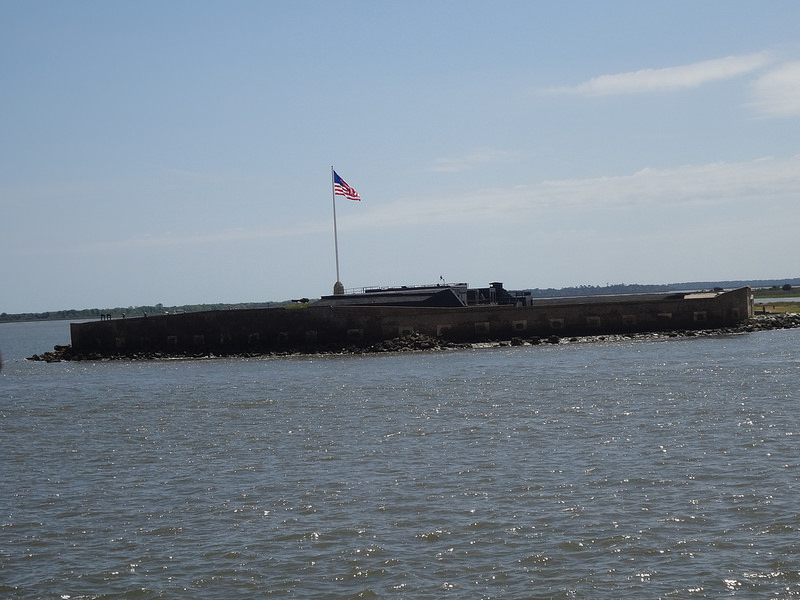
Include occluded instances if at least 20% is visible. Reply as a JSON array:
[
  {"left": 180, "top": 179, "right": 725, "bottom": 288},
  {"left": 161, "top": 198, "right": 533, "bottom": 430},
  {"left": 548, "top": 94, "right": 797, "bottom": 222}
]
[{"left": 69, "top": 287, "right": 753, "bottom": 357}]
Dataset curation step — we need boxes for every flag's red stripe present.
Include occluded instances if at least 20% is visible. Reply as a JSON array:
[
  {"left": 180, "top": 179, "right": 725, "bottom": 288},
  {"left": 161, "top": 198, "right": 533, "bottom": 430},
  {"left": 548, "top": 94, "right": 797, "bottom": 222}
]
[{"left": 334, "top": 183, "right": 360, "bottom": 201}]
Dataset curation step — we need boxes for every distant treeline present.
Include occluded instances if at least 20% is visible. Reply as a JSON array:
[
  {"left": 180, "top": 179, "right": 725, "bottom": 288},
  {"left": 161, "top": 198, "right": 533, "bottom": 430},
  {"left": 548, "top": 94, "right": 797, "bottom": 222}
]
[
  {"left": 2, "top": 278, "right": 797, "bottom": 323},
  {"left": 521, "top": 278, "right": 799, "bottom": 299},
  {"left": 0, "top": 301, "right": 294, "bottom": 324}
]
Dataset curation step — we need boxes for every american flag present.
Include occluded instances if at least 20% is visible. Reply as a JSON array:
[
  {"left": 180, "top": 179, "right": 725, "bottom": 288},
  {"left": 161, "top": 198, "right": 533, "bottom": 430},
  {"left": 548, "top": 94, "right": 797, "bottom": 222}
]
[{"left": 333, "top": 171, "right": 360, "bottom": 201}]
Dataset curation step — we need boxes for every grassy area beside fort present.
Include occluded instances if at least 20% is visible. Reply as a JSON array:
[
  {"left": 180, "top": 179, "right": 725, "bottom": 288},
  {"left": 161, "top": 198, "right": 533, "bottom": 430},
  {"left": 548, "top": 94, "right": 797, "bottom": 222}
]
[
  {"left": 752, "top": 286, "right": 800, "bottom": 313},
  {"left": 754, "top": 301, "right": 800, "bottom": 313}
]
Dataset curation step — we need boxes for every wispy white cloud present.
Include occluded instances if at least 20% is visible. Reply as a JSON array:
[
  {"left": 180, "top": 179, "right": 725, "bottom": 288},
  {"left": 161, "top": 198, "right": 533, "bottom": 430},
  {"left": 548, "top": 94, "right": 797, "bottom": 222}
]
[
  {"left": 522, "top": 155, "right": 799, "bottom": 210},
  {"left": 748, "top": 61, "right": 800, "bottom": 117},
  {"left": 547, "top": 52, "right": 771, "bottom": 96},
  {"left": 428, "top": 148, "right": 518, "bottom": 172},
  {"left": 32, "top": 155, "right": 800, "bottom": 255},
  {"left": 368, "top": 154, "right": 800, "bottom": 226}
]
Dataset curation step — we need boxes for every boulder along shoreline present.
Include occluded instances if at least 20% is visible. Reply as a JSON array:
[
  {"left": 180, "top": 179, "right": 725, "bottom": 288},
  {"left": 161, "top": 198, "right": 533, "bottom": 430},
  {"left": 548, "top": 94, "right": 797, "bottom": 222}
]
[{"left": 26, "top": 313, "right": 800, "bottom": 363}]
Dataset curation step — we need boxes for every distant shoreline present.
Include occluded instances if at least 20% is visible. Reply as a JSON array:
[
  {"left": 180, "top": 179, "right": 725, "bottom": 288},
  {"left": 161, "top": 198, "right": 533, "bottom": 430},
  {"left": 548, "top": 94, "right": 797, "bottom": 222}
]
[{"left": 4, "top": 281, "right": 798, "bottom": 324}]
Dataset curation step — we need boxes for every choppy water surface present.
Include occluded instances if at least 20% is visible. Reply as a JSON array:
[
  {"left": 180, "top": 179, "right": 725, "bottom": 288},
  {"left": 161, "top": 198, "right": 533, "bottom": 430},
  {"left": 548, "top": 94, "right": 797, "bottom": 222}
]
[{"left": 1, "top": 321, "right": 799, "bottom": 598}]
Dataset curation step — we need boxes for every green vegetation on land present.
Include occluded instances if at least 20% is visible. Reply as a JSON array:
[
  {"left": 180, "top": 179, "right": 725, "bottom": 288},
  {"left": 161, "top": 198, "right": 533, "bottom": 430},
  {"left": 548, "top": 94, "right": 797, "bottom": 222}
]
[
  {"left": 0, "top": 301, "right": 298, "bottom": 324},
  {"left": 752, "top": 285, "right": 800, "bottom": 313},
  {"left": 752, "top": 285, "right": 798, "bottom": 298},
  {"left": 756, "top": 302, "right": 800, "bottom": 313}
]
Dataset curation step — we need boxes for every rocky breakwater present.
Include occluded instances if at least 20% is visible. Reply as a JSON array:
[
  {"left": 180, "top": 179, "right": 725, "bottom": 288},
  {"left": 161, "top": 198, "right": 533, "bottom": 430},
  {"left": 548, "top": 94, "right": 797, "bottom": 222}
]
[
  {"left": 364, "top": 332, "right": 471, "bottom": 353},
  {"left": 26, "top": 313, "right": 800, "bottom": 362},
  {"left": 735, "top": 312, "right": 800, "bottom": 332},
  {"left": 27, "top": 344, "right": 74, "bottom": 363}
]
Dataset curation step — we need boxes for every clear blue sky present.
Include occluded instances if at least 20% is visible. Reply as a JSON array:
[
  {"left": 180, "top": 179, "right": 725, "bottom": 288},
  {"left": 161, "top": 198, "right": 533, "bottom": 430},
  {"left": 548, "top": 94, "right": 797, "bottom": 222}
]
[{"left": 2, "top": 1, "right": 799, "bottom": 313}]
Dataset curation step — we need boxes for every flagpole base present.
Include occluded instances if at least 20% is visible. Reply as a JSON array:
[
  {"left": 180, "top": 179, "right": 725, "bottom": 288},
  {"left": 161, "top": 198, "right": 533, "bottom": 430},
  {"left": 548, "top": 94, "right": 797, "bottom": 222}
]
[{"left": 333, "top": 281, "right": 344, "bottom": 295}]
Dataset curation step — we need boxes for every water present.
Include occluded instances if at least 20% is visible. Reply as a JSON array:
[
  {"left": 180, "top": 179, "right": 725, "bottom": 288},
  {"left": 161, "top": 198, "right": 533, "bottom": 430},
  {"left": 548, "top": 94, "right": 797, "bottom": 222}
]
[
  {"left": 2, "top": 320, "right": 799, "bottom": 598},
  {"left": 756, "top": 297, "right": 800, "bottom": 304}
]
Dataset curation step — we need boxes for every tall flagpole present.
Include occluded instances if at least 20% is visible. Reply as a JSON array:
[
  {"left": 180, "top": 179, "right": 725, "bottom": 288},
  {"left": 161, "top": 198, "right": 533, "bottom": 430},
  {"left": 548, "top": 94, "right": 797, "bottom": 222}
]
[{"left": 331, "top": 166, "right": 344, "bottom": 295}]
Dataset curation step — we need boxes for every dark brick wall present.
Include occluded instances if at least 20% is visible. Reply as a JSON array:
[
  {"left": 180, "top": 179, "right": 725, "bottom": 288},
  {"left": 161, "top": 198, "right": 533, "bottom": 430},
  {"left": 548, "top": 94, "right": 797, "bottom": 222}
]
[{"left": 70, "top": 287, "right": 752, "bottom": 356}]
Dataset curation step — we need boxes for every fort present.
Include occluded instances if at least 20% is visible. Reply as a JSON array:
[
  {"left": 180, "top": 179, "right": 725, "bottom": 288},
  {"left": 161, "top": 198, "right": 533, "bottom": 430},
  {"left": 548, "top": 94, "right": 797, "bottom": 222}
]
[{"left": 62, "top": 284, "right": 754, "bottom": 359}]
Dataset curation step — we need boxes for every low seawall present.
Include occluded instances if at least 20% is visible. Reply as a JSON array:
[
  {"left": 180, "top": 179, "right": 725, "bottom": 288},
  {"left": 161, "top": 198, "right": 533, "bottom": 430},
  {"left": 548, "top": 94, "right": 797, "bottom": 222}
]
[{"left": 65, "top": 287, "right": 753, "bottom": 358}]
